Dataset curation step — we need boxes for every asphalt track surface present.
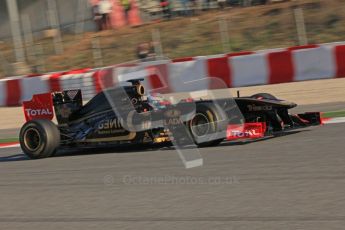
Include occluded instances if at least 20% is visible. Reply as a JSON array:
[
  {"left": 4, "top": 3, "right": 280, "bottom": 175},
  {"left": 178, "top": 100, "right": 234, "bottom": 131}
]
[{"left": 0, "top": 103, "right": 345, "bottom": 230}]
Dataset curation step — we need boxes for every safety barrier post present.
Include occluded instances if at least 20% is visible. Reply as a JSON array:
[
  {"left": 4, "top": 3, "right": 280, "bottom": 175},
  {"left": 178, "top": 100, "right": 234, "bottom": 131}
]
[
  {"left": 294, "top": 7, "right": 308, "bottom": 46},
  {"left": 6, "top": 0, "right": 25, "bottom": 63},
  {"left": 219, "top": 17, "right": 230, "bottom": 53},
  {"left": 0, "top": 43, "right": 10, "bottom": 76},
  {"left": 21, "top": 14, "right": 37, "bottom": 65},
  {"left": 152, "top": 28, "right": 164, "bottom": 57},
  {"left": 35, "top": 43, "right": 46, "bottom": 73},
  {"left": 47, "top": 0, "right": 64, "bottom": 55},
  {"left": 92, "top": 35, "right": 103, "bottom": 67},
  {"left": 75, "top": 0, "right": 87, "bottom": 35}
]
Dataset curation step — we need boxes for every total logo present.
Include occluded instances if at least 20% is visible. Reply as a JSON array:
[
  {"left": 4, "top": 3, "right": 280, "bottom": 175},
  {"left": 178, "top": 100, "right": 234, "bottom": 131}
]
[
  {"left": 25, "top": 108, "right": 53, "bottom": 116},
  {"left": 227, "top": 123, "right": 265, "bottom": 140},
  {"left": 229, "top": 130, "right": 259, "bottom": 138}
]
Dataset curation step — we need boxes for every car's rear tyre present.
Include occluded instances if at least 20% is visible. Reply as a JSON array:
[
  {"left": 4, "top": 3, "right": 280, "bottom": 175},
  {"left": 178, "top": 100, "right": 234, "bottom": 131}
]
[
  {"left": 188, "top": 103, "right": 227, "bottom": 147},
  {"left": 19, "top": 119, "right": 60, "bottom": 159}
]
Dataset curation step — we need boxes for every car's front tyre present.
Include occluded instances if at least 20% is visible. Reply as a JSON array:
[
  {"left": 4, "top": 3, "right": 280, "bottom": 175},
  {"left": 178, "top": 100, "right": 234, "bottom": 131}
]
[{"left": 188, "top": 103, "right": 227, "bottom": 147}]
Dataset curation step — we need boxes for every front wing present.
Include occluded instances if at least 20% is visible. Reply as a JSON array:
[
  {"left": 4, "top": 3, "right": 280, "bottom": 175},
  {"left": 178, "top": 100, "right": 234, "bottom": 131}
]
[{"left": 226, "top": 112, "right": 322, "bottom": 141}]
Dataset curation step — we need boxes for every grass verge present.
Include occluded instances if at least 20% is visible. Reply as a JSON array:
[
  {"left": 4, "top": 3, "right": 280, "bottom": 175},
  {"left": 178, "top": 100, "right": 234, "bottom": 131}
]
[
  {"left": 322, "top": 110, "right": 345, "bottom": 118},
  {"left": 0, "top": 138, "right": 19, "bottom": 144}
]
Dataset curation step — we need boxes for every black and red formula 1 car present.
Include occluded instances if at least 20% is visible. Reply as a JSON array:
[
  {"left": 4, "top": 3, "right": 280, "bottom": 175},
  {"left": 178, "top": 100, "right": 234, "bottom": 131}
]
[{"left": 19, "top": 79, "right": 322, "bottom": 159}]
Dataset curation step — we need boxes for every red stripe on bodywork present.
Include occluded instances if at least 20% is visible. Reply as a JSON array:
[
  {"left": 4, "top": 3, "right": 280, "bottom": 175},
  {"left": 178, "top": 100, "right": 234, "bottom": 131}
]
[
  {"left": 321, "top": 117, "right": 331, "bottom": 125},
  {"left": 268, "top": 50, "right": 294, "bottom": 84},
  {"left": 207, "top": 56, "right": 231, "bottom": 88},
  {"left": 6, "top": 79, "right": 21, "bottom": 106},
  {"left": 335, "top": 45, "right": 345, "bottom": 78}
]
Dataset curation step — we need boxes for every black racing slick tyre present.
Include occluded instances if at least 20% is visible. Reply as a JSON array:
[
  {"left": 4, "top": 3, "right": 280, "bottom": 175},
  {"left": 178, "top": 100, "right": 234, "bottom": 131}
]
[
  {"left": 188, "top": 103, "right": 227, "bottom": 147},
  {"left": 19, "top": 119, "right": 60, "bottom": 159}
]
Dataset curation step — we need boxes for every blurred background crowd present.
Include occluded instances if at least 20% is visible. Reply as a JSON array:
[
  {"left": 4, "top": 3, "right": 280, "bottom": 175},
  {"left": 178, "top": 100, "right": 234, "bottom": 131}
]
[
  {"left": 1, "top": 0, "right": 344, "bottom": 77},
  {"left": 90, "top": 0, "right": 278, "bottom": 29}
]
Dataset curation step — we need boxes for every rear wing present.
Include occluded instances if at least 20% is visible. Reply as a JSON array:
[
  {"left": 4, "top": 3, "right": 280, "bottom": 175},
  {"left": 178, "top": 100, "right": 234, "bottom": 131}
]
[
  {"left": 23, "top": 93, "right": 54, "bottom": 122},
  {"left": 23, "top": 89, "right": 83, "bottom": 123}
]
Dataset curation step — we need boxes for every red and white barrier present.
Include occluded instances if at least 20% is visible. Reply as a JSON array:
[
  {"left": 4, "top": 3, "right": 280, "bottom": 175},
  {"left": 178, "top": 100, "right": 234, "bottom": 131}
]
[
  {"left": 292, "top": 45, "right": 336, "bottom": 81},
  {"left": 231, "top": 52, "right": 269, "bottom": 87},
  {"left": 0, "top": 80, "right": 6, "bottom": 106},
  {"left": 22, "top": 75, "right": 50, "bottom": 102},
  {"left": 1, "top": 42, "right": 345, "bottom": 107},
  {"left": 0, "top": 142, "right": 20, "bottom": 149},
  {"left": 170, "top": 57, "right": 209, "bottom": 91}
]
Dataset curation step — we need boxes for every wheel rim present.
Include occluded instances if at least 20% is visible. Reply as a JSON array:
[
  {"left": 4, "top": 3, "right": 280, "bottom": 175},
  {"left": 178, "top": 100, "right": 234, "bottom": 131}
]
[
  {"left": 190, "top": 113, "right": 211, "bottom": 138},
  {"left": 23, "top": 128, "right": 41, "bottom": 152}
]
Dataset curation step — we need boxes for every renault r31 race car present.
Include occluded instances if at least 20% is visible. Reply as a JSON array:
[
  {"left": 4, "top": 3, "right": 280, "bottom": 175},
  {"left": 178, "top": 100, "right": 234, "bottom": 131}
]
[{"left": 19, "top": 79, "right": 322, "bottom": 159}]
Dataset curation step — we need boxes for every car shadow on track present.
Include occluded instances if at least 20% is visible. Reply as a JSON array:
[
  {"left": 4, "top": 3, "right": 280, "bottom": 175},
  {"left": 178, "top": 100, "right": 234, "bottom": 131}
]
[
  {"left": 54, "top": 130, "right": 311, "bottom": 158},
  {"left": 0, "top": 144, "right": 169, "bottom": 163},
  {"left": 0, "top": 154, "right": 29, "bottom": 162},
  {"left": 54, "top": 143, "right": 173, "bottom": 158},
  {"left": 217, "top": 130, "right": 310, "bottom": 147}
]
